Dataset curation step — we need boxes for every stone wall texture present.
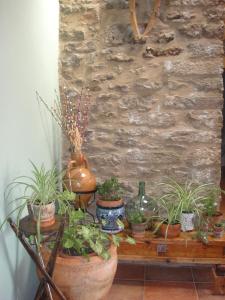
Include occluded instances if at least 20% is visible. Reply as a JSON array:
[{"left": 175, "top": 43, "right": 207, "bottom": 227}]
[{"left": 59, "top": 0, "right": 225, "bottom": 197}]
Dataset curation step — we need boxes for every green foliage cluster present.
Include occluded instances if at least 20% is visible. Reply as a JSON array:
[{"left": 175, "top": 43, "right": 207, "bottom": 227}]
[
  {"left": 61, "top": 210, "right": 135, "bottom": 260},
  {"left": 97, "top": 176, "right": 124, "bottom": 201},
  {"left": 126, "top": 210, "right": 146, "bottom": 224}
]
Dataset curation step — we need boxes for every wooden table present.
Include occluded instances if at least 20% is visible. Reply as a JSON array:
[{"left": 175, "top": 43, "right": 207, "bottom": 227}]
[{"left": 118, "top": 231, "right": 225, "bottom": 294}]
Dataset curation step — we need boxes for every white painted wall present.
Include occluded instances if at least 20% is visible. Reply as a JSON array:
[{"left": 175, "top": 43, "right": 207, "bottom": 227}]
[{"left": 0, "top": 1, "right": 59, "bottom": 299}]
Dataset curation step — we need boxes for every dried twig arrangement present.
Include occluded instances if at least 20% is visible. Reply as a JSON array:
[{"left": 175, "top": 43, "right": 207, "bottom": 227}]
[
  {"left": 36, "top": 85, "right": 91, "bottom": 154},
  {"left": 129, "top": 0, "right": 161, "bottom": 42}
]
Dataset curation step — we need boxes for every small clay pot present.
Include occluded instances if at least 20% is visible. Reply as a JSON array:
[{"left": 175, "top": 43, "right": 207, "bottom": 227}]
[
  {"left": 131, "top": 222, "right": 147, "bottom": 239},
  {"left": 213, "top": 224, "right": 224, "bottom": 238},
  {"left": 205, "top": 212, "right": 223, "bottom": 231},
  {"left": 160, "top": 223, "right": 181, "bottom": 238},
  {"left": 32, "top": 202, "right": 55, "bottom": 228}
]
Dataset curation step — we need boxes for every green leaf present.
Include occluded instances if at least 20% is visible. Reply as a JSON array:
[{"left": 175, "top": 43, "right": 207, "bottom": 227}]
[
  {"left": 63, "top": 239, "right": 74, "bottom": 249},
  {"left": 125, "top": 236, "right": 136, "bottom": 245},
  {"left": 112, "top": 235, "right": 121, "bottom": 247}
]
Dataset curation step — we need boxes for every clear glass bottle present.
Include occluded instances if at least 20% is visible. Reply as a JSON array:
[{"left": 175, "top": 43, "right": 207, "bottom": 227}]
[{"left": 126, "top": 181, "right": 157, "bottom": 221}]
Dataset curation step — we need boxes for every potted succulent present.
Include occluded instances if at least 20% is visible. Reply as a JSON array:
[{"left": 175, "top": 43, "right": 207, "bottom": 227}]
[
  {"left": 41, "top": 209, "right": 135, "bottom": 300},
  {"left": 1, "top": 161, "right": 75, "bottom": 243},
  {"left": 160, "top": 180, "right": 209, "bottom": 232},
  {"left": 213, "top": 222, "right": 225, "bottom": 239},
  {"left": 201, "top": 186, "right": 223, "bottom": 230},
  {"left": 96, "top": 177, "right": 125, "bottom": 233},
  {"left": 126, "top": 209, "right": 147, "bottom": 239}
]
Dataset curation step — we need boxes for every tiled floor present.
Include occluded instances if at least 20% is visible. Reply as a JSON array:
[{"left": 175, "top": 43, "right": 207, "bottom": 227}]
[{"left": 104, "top": 263, "right": 225, "bottom": 300}]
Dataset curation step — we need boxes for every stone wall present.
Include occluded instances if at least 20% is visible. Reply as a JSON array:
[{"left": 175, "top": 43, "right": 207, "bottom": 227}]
[{"left": 59, "top": 0, "right": 224, "bottom": 197}]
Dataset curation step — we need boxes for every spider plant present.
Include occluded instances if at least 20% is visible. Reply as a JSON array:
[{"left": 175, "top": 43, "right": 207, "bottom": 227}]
[
  {"left": 1, "top": 161, "right": 75, "bottom": 245},
  {"left": 161, "top": 180, "right": 211, "bottom": 216}
]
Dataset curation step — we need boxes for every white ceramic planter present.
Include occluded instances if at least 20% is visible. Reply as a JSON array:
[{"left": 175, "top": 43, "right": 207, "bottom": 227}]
[
  {"left": 181, "top": 212, "right": 195, "bottom": 232},
  {"left": 32, "top": 202, "right": 55, "bottom": 227}
]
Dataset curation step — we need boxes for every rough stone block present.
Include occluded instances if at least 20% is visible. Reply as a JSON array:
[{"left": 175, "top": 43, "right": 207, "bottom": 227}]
[
  {"left": 164, "top": 60, "right": 223, "bottom": 76},
  {"left": 105, "top": 0, "right": 129, "bottom": 9},
  {"left": 187, "top": 41, "right": 223, "bottom": 58},
  {"left": 179, "top": 23, "right": 203, "bottom": 38},
  {"left": 164, "top": 93, "right": 223, "bottom": 110},
  {"left": 107, "top": 53, "right": 134, "bottom": 62},
  {"left": 203, "top": 22, "right": 224, "bottom": 39},
  {"left": 187, "top": 110, "right": 222, "bottom": 130}
]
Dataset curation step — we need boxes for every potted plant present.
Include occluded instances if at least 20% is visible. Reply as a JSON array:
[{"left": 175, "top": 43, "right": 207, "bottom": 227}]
[
  {"left": 160, "top": 180, "right": 209, "bottom": 232},
  {"left": 96, "top": 177, "right": 125, "bottom": 233},
  {"left": 1, "top": 162, "right": 75, "bottom": 243},
  {"left": 201, "top": 186, "right": 223, "bottom": 230},
  {"left": 126, "top": 209, "right": 147, "bottom": 239},
  {"left": 213, "top": 222, "right": 225, "bottom": 238},
  {"left": 155, "top": 191, "right": 182, "bottom": 238},
  {"left": 41, "top": 209, "right": 135, "bottom": 300}
]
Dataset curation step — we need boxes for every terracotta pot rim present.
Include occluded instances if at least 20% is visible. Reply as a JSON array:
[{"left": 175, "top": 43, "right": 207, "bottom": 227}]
[
  {"left": 41, "top": 244, "right": 117, "bottom": 265},
  {"left": 97, "top": 199, "right": 124, "bottom": 208},
  {"left": 131, "top": 221, "right": 147, "bottom": 226},
  {"left": 181, "top": 211, "right": 194, "bottom": 214},
  {"left": 32, "top": 202, "right": 55, "bottom": 207},
  {"left": 205, "top": 211, "right": 223, "bottom": 217},
  {"left": 162, "top": 222, "right": 180, "bottom": 226}
]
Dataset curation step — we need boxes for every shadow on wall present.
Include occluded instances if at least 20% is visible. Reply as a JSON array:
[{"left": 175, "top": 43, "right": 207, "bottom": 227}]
[{"left": 0, "top": 174, "right": 38, "bottom": 300}]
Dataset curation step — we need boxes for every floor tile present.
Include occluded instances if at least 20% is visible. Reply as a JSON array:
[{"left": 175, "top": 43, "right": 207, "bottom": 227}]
[
  {"left": 196, "top": 282, "right": 225, "bottom": 299},
  {"left": 115, "top": 263, "right": 145, "bottom": 281},
  {"left": 192, "top": 266, "right": 213, "bottom": 283},
  {"left": 103, "top": 280, "right": 144, "bottom": 300},
  {"left": 145, "top": 264, "right": 193, "bottom": 282},
  {"left": 144, "top": 281, "right": 198, "bottom": 300}
]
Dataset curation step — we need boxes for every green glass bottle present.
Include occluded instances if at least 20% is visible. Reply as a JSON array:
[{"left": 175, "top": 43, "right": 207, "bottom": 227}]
[{"left": 126, "top": 181, "right": 157, "bottom": 222}]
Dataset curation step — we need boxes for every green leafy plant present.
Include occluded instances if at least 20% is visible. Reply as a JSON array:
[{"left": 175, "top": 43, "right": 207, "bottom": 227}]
[
  {"left": 61, "top": 210, "right": 135, "bottom": 260},
  {"left": 126, "top": 209, "right": 146, "bottom": 224},
  {"left": 0, "top": 162, "right": 75, "bottom": 244},
  {"left": 97, "top": 177, "right": 124, "bottom": 201},
  {"left": 160, "top": 180, "right": 210, "bottom": 217},
  {"left": 201, "top": 186, "right": 222, "bottom": 217}
]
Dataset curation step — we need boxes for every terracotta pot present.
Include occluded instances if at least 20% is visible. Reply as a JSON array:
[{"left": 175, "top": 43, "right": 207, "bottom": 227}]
[
  {"left": 96, "top": 199, "right": 125, "bottom": 233},
  {"left": 40, "top": 244, "right": 118, "bottom": 300},
  {"left": 32, "top": 202, "right": 55, "bottom": 228},
  {"left": 160, "top": 223, "right": 181, "bottom": 238},
  {"left": 96, "top": 199, "right": 123, "bottom": 208},
  {"left": 131, "top": 222, "right": 147, "bottom": 239},
  {"left": 205, "top": 212, "right": 223, "bottom": 231},
  {"left": 213, "top": 225, "right": 224, "bottom": 238},
  {"left": 64, "top": 152, "right": 96, "bottom": 208}
]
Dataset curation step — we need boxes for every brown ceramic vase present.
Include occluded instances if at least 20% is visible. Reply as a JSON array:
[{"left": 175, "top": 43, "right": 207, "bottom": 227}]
[
  {"left": 160, "top": 223, "right": 181, "bottom": 238},
  {"left": 64, "top": 152, "right": 96, "bottom": 208},
  {"left": 40, "top": 244, "right": 118, "bottom": 300}
]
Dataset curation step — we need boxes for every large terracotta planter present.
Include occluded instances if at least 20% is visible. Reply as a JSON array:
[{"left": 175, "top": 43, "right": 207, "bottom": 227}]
[
  {"left": 40, "top": 244, "right": 117, "bottom": 300},
  {"left": 32, "top": 202, "right": 55, "bottom": 228},
  {"left": 64, "top": 152, "right": 96, "bottom": 208},
  {"left": 96, "top": 199, "right": 125, "bottom": 233},
  {"left": 160, "top": 223, "right": 181, "bottom": 238}
]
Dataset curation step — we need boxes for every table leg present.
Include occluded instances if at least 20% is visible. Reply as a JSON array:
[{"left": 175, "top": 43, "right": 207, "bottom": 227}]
[{"left": 8, "top": 218, "right": 67, "bottom": 300}]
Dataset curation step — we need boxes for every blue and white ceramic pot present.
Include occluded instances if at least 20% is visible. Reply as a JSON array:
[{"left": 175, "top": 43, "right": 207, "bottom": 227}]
[{"left": 96, "top": 199, "right": 125, "bottom": 233}]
